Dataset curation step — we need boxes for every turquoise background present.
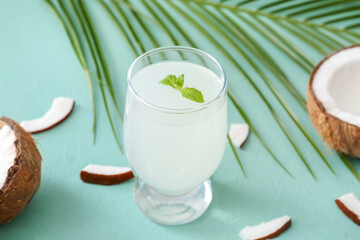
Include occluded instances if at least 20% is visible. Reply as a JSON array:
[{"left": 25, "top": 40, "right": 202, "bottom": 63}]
[{"left": 0, "top": 0, "right": 360, "bottom": 239}]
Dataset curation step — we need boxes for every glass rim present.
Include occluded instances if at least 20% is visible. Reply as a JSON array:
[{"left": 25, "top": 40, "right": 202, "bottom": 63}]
[{"left": 127, "top": 46, "right": 227, "bottom": 114}]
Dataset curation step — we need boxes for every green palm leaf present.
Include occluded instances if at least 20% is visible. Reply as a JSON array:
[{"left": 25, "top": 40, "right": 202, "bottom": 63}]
[
  {"left": 45, "top": 0, "right": 97, "bottom": 143},
  {"left": 77, "top": 0, "right": 124, "bottom": 153},
  {"left": 100, "top": 1, "right": 141, "bottom": 56},
  {"left": 227, "top": 133, "right": 247, "bottom": 178}
]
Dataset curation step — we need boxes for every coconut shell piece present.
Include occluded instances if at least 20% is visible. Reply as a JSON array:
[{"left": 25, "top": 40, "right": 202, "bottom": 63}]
[
  {"left": 307, "top": 45, "right": 360, "bottom": 158},
  {"left": 80, "top": 164, "right": 134, "bottom": 185},
  {"left": 335, "top": 193, "right": 360, "bottom": 226},
  {"left": 229, "top": 124, "right": 249, "bottom": 148},
  {"left": 0, "top": 116, "right": 41, "bottom": 224},
  {"left": 20, "top": 97, "right": 75, "bottom": 134},
  {"left": 239, "top": 216, "right": 291, "bottom": 240}
]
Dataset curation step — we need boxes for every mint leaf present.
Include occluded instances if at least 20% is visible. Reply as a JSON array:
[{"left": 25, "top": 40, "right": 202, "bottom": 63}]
[
  {"left": 181, "top": 87, "right": 204, "bottom": 103},
  {"left": 159, "top": 74, "right": 183, "bottom": 90},
  {"left": 175, "top": 74, "right": 184, "bottom": 89},
  {"left": 159, "top": 74, "right": 204, "bottom": 103},
  {"left": 159, "top": 74, "right": 176, "bottom": 88}
]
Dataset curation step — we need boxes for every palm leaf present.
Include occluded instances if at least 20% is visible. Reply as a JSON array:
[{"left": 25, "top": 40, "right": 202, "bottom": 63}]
[
  {"left": 305, "top": 5, "right": 360, "bottom": 21},
  {"left": 119, "top": 0, "right": 161, "bottom": 50},
  {"left": 187, "top": 0, "right": 360, "bottom": 37},
  {"left": 99, "top": 1, "right": 141, "bottom": 56},
  {"left": 77, "top": 0, "right": 124, "bottom": 153},
  {"left": 78, "top": 0, "right": 124, "bottom": 121},
  {"left": 338, "top": 152, "right": 360, "bottom": 182},
  {"left": 52, "top": 0, "right": 124, "bottom": 153},
  {"left": 214, "top": 9, "right": 307, "bottom": 107},
  {"left": 236, "top": 13, "right": 314, "bottom": 73},
  {"left": 228, "top": 90, "right": 293, "bottom": 178},
  {"left": 227, "top": 133, "right": 247, "bottom": 178},
  {"left": 286, "top": 1, "right": 356, "bottom": 18},
  {"left": 45, "top": 0, "right": 97, "bottom": 143},
  {"left": 208, "top": 8, "right": 335, "bottom": 175}
]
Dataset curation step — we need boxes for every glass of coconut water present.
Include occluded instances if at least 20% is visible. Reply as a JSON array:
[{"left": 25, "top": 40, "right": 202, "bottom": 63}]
[{"left": 124, "top": 46, "right": 227, "bottom": 225}]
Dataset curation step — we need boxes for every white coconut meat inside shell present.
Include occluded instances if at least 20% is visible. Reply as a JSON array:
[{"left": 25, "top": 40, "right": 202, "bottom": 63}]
[
  {"left": 0, "top": 124, "right": 16, "bottom": 189},
  {"left": 312, "top": 47, "right": 360, "bottom": 127}
]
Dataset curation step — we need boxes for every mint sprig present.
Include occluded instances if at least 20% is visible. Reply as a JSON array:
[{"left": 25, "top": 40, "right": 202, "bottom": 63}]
[{"left": 159, "top": 74, "right": 204, "bottom": 103}]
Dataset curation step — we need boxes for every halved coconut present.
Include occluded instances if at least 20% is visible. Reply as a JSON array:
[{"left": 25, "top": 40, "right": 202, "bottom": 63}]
[
  {"left": 335, "top": 192, "right": 360, "bottom": 226},
  {"left": 307, "top": 45, "right": 360, "bottom": 157},
  {"left": 80, "top": 164, "right": 134, "bottom": 185},
  {"left": 0, "top": 116, "right": 41, "bottom": 224},
  {"left": 239, "top": 216, "right": 291, "bottom": 240},
  {"left": 20, "top": 97, "right": 75, "bottom": 133}
]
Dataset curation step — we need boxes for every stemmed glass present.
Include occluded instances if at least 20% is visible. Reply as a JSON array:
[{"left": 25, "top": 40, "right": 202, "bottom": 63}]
[{"left": 124, "top": 46, "right": 227, "bottom": 225}]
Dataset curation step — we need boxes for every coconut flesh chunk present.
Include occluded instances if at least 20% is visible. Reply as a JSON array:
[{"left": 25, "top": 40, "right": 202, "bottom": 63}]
[
  {"left": 312, "top": 46, "right": 360, "bottom": 127},
  {"left": 0, "top": 124, "right": 16, "bottom": 189},
  {"left": 239, "top": 216, "right": 291, "bottom": 240},
  {"left": 80, "top": 164, "right": 134, "bottom": 185},
  {"left": 229, "top": 124, "right": 249, "bottom": 148},
  {"left": 335, "top": 193, "right": 360, "bottom": 225},
  {"left": 20, "top": 97, "right": 75, "bottom": 133}
]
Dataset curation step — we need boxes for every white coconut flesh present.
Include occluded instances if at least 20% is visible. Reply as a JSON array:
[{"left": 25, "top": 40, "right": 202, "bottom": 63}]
[
  {"left": 312, "top": 47, "right": 360, "bottom": 127},
  {"left": 82, "top": 164, "right": 132, "bottom": 175},
  {"left": 0, "top": 124, "right": 16, "bottom": 189},
  {"left": 229, "top": 124, "right": 249, "bottom": 148},
  {"left": 338, "top": 193, "right": 360, "bottom": 220},
  {"left": 20, "top": 97, "right": 74, "bottom": 133}
]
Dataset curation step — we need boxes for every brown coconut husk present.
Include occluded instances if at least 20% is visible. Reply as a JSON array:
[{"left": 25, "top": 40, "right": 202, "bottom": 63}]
[
  {"left": 0, "top": 116, "right": 41, "bottom": 224},
  {"left": 307, "top": 45, "right": 360, "bottom": 158}
]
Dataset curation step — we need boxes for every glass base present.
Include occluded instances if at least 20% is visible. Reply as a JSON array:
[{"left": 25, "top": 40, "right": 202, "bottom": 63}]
[{"left": 134, "top": 178, "right": 212, "bottom": 225}]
